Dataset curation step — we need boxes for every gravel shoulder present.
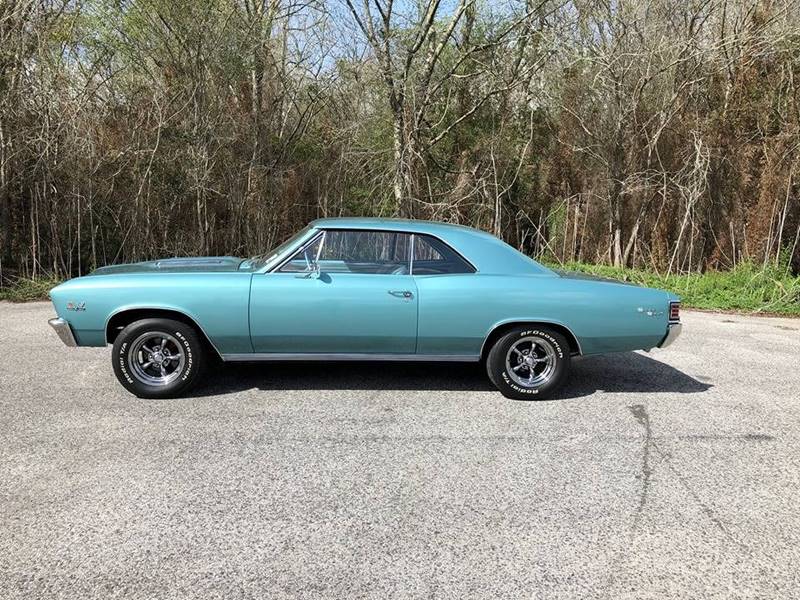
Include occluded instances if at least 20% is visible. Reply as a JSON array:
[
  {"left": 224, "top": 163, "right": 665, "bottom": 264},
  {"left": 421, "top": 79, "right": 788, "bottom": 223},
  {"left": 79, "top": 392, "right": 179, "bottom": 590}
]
[{"left": 1, "top": 302, "right": 799, "bottom": 599}]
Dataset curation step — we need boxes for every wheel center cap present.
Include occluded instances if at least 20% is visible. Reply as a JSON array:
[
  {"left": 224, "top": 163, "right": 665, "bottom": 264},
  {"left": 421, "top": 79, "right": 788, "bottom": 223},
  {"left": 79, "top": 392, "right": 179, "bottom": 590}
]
[
  {"left": 524, "top": 356, "right": 535, "bottom": 365},
  {"left": 152, "top": 352, "right": 164, "bottom": 365}
]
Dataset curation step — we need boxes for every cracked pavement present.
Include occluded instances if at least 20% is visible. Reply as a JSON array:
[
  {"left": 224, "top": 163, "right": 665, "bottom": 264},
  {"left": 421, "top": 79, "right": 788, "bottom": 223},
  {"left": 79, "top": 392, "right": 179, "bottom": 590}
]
[{"left": 1, "top": 302, "right": 800, "bottom": 598}]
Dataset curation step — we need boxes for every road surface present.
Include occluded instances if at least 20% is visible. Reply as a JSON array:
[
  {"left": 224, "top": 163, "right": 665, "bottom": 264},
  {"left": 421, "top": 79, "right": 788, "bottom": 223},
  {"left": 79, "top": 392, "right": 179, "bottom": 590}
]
[{"left": 1, "top": 302, "right": 799, "bottom": 598}]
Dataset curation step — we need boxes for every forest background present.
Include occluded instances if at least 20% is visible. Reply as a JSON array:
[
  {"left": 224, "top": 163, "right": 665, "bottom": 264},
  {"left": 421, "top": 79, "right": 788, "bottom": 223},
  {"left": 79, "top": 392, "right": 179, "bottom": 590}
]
[{"left": 1, "top": 0, "right": 798, "bottom": 312}]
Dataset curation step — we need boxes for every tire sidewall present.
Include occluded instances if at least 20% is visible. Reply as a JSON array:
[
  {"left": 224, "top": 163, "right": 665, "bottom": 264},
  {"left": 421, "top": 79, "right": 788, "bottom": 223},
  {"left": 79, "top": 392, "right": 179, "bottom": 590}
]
[
  {"left": 489, "top": 327, "right": 570, "bottom": 400},
  {"left": 113, "top": 319, "right": 202, "bottom": 398}
]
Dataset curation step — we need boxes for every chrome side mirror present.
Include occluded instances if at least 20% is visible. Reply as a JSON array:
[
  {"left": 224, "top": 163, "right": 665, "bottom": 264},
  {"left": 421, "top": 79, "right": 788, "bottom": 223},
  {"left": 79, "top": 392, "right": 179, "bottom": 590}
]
[{"left": 297, "top": 262, "right": 320, "bottom": 279}]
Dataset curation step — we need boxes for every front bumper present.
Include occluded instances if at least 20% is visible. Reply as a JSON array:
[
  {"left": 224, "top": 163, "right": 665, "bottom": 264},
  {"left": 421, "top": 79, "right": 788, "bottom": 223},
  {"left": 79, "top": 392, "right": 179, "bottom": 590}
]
[
  {"left": 48, "top": 318, "right": 77, "bottom": 347},
  {"left": 658, "top": 323, "right": 682, "bottom": 348}
]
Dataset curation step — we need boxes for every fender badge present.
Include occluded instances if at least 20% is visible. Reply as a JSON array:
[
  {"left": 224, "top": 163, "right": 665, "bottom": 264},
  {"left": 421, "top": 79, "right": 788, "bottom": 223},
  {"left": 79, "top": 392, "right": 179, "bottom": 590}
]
[{"left": 66, "top": 301, "right": 86, "bottom": 311}]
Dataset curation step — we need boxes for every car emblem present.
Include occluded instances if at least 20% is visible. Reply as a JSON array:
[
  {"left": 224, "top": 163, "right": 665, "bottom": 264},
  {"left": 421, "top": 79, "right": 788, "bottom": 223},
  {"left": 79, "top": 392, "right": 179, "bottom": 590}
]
[{"left": 66, "top": 301, "right": 86, "bottom": 311}]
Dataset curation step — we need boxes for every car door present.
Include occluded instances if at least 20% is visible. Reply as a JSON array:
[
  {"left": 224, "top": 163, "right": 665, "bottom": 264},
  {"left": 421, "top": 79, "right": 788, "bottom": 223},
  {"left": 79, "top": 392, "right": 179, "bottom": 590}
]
[
  {"left": 410, "top": 233, "right": 484, "bottom": 357},
  {"left": 249, "top": 229, "right": 418, "bottom": 354}
]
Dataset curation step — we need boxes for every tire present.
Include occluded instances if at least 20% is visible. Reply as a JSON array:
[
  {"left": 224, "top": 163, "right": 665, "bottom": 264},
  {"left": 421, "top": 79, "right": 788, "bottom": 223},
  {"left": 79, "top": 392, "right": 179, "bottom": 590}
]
[
  {"left": 112, "top": 318, "right": 204, "bottom": 399},
  {"left": 486, "top": 326, "right": 571, "bottom": 400}
]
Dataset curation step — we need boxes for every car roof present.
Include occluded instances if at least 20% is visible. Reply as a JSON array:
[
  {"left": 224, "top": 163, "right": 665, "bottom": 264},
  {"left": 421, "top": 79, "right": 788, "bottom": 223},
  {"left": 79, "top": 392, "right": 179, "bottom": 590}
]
[
  {"left": 309, "top": 217, "right": 555, "bottom": 276},
  {"left": 311, "top": 217, "right": 479, "bottom": 236}
]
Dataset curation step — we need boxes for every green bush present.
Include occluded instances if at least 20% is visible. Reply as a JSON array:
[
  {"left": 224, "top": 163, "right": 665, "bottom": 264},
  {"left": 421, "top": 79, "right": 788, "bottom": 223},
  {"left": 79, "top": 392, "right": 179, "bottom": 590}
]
[
  {"left": 556, "top": 261, "right": 800, "bottom": 315},
  {"left": 0, "top": 278, "right": 61, "bottom": 303}
]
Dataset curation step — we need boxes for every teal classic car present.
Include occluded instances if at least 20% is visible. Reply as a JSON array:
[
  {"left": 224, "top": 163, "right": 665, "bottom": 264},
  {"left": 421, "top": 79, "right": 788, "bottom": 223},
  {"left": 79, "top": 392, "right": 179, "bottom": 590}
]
[{"left": 48, "top": 218, "right": 681, "bottom": 400}]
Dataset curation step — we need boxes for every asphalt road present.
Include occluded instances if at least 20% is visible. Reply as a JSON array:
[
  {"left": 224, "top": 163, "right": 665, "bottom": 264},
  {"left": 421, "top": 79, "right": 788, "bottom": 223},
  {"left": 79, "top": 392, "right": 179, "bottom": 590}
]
[{"left": 1, "top": 302, "right": 799, "bottom": 599}]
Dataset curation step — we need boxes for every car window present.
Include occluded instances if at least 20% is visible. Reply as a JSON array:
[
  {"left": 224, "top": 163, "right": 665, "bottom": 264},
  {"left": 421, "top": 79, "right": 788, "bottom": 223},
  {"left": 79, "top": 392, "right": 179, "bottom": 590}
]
[
  {"left": 412, "top": 234, "right": 475, "bottom": 275},
  {"left": 280, "top": 230, "right": 412, "bottom": 275}
]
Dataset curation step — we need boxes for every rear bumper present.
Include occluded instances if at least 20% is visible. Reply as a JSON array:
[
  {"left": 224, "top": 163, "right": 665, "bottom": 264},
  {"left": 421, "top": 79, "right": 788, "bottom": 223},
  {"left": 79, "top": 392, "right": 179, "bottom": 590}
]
[
  {"left": 48, "top": 318, "right": 77, "bottom": 347},
  {"left": 658, "top": 323, "right": 682, "bottom": 348}
]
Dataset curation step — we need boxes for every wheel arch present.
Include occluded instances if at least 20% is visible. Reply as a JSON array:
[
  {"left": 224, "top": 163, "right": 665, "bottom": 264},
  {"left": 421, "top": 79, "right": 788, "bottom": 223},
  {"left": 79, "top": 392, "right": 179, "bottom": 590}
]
[
  {"left": 480, "top": 320, "right": 582, "bottom": 360},
  {"left": 105, "top": 306, "right": 223, "bottom": 360}
]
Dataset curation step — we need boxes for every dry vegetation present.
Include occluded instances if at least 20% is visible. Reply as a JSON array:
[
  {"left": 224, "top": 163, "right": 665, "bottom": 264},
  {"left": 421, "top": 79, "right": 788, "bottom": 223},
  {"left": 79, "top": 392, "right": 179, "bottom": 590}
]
[{"left": 1, "top": 0, "right": 799, "bottom": 286}]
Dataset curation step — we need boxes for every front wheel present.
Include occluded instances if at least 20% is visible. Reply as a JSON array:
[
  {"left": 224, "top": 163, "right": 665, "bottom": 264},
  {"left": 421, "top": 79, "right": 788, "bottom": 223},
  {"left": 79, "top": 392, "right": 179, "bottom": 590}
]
[
  {"left": 486, "top": 326, "right": 571, "bottom": 400},
  {"left": 112, "top": 318, "right": 204, "bottom": 398}
]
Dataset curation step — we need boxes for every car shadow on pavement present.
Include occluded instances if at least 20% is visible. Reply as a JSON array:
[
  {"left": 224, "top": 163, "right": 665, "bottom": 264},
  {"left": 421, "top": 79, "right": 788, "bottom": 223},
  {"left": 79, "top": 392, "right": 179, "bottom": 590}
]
[
  {"left": 189, "top": 352, "right": 712, "bottom": 399},
  {"left": 550, "top": 352, "right": 712, "bottom": 400}
]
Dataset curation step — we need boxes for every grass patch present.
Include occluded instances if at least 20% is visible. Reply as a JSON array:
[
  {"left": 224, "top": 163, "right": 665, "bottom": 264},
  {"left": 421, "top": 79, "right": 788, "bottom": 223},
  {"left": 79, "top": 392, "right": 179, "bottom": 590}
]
[
  {"left": 556, "top": 261, "right": 800, "bottom": 316},
  {"left": 0, "top": 278, "right": 61, "bottom": 302}
]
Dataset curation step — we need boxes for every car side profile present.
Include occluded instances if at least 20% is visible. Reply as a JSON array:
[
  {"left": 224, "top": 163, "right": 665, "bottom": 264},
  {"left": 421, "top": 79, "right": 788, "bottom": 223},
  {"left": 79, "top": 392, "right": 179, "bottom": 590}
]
[{"left": 48, "top": 218, "right": 681, "bottom": 400}]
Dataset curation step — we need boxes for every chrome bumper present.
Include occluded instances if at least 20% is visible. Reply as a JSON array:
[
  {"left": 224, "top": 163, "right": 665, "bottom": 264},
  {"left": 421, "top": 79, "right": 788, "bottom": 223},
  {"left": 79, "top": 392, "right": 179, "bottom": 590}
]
[
  {"left": 658, "top": 323, "right": 682, "bottom": 348},
  {"left": 48, "top": 318, "right": 77, "bottom": 347}
]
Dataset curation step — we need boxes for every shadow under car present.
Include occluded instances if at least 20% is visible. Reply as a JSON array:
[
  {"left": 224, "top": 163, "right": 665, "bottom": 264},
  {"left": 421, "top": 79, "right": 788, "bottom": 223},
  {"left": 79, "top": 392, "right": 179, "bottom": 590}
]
[{"left": 186, "top": 351, "right": 712, "bottom": 400}]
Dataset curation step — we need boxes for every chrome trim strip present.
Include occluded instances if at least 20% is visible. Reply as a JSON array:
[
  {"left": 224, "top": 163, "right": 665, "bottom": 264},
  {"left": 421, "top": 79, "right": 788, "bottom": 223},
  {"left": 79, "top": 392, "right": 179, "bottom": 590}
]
[
  {"left": 409, "top": 231, "right": 477, "bottom": 274},
  {"left": 268, "top": 230, "right": 326, "bottom": 273},
  {"left": 658, "top": 323, "right": 682, "bottom": 348},
  {"left": 273, "top": 227, "right": 478, "bottom": 275},
  {"left": 221, "top": 353, "right": 480, "bottom": 362},
  {"left": 315, "top": 230, "right": 326, "bottom": 262},
  {"left": 48, "top": 318, "right": 77, "bottom": 347},
  {"left": 409, "top": 233, "right": 415, "bottom": 274}
]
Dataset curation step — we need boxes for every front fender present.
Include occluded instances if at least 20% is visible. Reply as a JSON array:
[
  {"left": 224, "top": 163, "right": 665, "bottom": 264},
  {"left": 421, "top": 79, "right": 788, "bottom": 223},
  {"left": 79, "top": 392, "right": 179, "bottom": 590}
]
[{"left": 49, "top": 273, "right": 252, "bottom": 352}]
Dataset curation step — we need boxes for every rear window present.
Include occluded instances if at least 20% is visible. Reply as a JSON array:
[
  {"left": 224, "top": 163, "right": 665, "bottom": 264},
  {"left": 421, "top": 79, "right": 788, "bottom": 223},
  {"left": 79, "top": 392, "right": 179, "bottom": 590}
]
[{"left": 412, "top": 235, "right": 475, "bottom": 275}]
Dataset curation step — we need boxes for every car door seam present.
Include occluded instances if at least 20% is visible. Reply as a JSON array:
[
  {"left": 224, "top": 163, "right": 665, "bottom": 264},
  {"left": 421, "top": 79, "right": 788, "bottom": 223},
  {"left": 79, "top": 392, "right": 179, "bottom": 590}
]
[
  {"left": 413, "top": 275, "right": 420, "bottom": 354},
  {"left": 247, "top": 273, "right": 255, "bottom": 352}
]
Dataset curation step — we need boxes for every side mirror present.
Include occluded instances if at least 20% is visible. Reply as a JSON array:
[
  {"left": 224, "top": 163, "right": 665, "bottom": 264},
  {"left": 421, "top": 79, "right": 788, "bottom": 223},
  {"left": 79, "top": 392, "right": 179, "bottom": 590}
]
[{"left": 296, "top": 262, "right": 320, "bottom": 279}]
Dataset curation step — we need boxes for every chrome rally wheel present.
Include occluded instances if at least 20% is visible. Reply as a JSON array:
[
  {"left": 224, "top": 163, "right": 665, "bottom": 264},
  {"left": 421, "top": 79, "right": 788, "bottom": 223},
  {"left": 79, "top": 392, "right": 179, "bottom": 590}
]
[
  {"left": 505, "top": 336, "right": 557, "bottom": 389},
  {"left": 128, "top": 332, "right": 186, "bottom": 386},
  {"left": 487, "top": 326, "right": 571, "bottom": 400},
  {"left": 112, "top": 318, "right": 204, "bottom": 399}
]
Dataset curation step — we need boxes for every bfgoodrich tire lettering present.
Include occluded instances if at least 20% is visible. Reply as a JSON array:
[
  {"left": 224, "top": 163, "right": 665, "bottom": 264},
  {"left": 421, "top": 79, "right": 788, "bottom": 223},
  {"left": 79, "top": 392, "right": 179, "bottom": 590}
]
[
  {"left": 112, "top": 318, "right": 204, "bottom": 399},
  {"left": 486, "top": 326, "right": 571, "bottom": 400}
]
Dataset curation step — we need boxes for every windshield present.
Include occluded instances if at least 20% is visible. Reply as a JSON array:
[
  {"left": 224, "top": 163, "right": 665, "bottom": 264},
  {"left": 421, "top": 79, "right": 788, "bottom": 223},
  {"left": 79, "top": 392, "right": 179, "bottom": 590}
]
[{"left": 243, "top": 225, "right": 312, "bottom": 270}]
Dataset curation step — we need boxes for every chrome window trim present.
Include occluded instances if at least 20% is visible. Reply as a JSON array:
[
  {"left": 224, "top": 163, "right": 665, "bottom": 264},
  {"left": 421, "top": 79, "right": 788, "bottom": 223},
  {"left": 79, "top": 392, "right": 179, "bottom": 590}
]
[
  {"left": 267, "top": 227, "right": 477, "bottom": 276},
  {"left": 221, "top": 352, "right": 479, "bottom": 362},
  {"left": 409, "top": 231, "right": 477, "bottom": 275},
  {"left": 270, "top": 230, "right": 326, "bottom": 273},
  {"left": 272, "top": 228, "right": 415, "bottom": 275},
  {"left": 409, "top": 233, "right": 415, "bottom": 275},
  {"left": 254, "top": 225, "right": 317, "bottom": 273},
  {"left": 315, "top": 230, "right": 326, "bottom": 263}
]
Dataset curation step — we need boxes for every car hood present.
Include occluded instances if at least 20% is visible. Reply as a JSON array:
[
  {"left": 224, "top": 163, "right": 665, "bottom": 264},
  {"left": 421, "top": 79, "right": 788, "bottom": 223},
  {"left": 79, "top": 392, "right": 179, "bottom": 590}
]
[{"left": 90, "top": 256, "right": 247, "bottom": 275}]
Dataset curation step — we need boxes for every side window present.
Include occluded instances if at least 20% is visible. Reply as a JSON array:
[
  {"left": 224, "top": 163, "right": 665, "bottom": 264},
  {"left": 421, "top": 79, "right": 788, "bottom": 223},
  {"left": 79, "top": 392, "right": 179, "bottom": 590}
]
[
  {"left": 412, "top": 234, "right": 475, "bottom": 275},
  {"left": 282, "top": 230, "right": 412, "bottom": 275}
]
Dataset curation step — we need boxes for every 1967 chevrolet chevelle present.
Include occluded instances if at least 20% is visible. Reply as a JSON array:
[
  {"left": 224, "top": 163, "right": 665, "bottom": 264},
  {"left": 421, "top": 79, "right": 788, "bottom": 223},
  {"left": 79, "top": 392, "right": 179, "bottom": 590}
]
[{"left": 48, "top": 218, "right": 681, "bottom": 400}]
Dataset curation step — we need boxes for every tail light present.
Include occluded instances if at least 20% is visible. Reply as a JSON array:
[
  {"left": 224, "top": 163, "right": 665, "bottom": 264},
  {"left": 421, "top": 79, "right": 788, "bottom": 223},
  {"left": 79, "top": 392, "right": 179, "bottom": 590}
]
[{"left": 669, "top": 302, "right": 680, "bottom": 322}]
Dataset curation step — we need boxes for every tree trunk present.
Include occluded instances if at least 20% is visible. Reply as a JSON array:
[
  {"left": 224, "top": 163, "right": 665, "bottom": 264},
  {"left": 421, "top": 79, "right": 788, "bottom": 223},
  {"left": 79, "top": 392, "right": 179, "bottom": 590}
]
[{"left": 392, "top": 112, "right": 405, "bottom": 213}]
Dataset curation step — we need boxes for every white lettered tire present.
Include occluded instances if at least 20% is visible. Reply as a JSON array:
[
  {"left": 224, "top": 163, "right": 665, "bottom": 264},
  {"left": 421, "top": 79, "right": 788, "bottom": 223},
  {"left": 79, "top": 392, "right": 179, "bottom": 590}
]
[
  {"left": 486, "top": 326, "right": 571, "bottom": 400},
  {"left": 112, "top": 318, "right": 204, "bottom": 398}
]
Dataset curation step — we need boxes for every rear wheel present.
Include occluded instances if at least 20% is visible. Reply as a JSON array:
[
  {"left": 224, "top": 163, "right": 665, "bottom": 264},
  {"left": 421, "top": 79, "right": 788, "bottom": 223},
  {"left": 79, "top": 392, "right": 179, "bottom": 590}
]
[
  {"left": 112, "top": 318, "right": 204, "bottom": 398},
  {"left": 486, "top": 326, "right": 570, "bottom": 400}
]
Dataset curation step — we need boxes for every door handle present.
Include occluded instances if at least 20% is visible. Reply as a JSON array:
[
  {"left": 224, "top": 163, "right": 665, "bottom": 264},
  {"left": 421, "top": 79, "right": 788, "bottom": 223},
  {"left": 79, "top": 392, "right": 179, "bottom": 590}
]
[{"left": 388, "top": 290, "right": 414, "bottom": 299}]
